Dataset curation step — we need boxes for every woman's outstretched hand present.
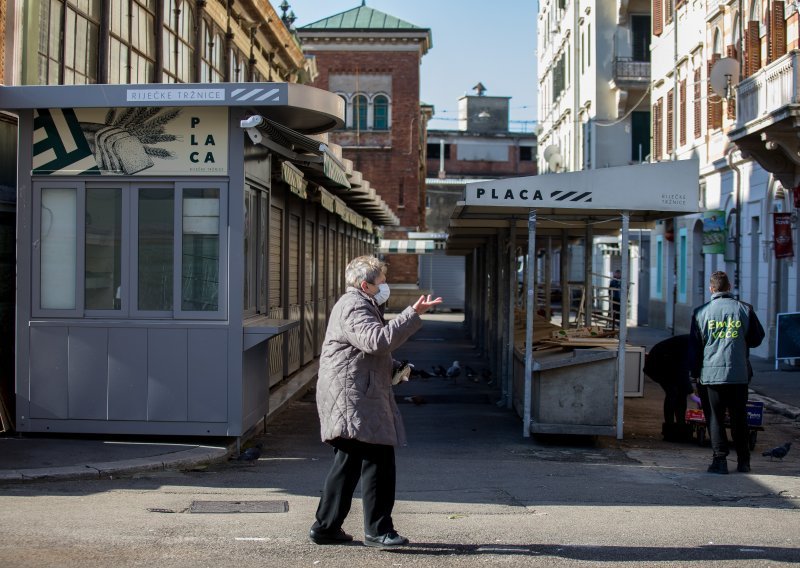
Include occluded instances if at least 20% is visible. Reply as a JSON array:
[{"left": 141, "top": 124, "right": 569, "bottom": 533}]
[{"left": 412, "top": 294, "right": 444, "bottom": 315}]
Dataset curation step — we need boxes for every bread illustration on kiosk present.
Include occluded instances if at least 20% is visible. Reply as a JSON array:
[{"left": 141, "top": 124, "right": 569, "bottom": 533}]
[{"left": 81, "top": 108, "right": 181, "bottom": 174}]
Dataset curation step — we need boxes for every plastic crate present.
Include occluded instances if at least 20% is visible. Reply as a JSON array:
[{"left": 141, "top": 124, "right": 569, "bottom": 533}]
[{"left": 746, "top": 401, "right": 764, "bottom": 427}]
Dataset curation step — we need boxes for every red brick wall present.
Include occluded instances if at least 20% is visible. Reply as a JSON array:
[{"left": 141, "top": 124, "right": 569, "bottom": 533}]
[
  {"left": 308, "top": 48, "right": 423, "bottom": 284},
  {"left": 308, "top": 49, "right": 422, "bottom": 229}
]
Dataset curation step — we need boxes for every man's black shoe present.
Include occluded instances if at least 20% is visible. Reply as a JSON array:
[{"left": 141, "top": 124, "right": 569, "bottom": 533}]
[
  {"left": 707, "top": 457, "right": 729, "bottom": 474},
  {"left": 363, "top": 531, "right": 409, "bottom": 548},
  {"left": 309, "top": 528, "right": 353, "bottom": 545},
  {"left": 737, "top": 461, "right": 751, "bottom": 473}
]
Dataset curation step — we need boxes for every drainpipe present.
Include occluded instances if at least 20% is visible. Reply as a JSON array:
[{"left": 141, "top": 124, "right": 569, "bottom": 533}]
[{"left": 726, "top": 145, "right": 742, "bottom": 299}]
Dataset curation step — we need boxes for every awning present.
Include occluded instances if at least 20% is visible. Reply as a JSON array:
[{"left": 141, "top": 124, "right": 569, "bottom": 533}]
[
  {"left": 281, "top": 161, "right": 307, "bottom": 199},
  {"left": 241, "top": 115, "right": 350, "bottom": 189},
  {"left": 379, "top": 239, "right": 440, "bottom": 254}
]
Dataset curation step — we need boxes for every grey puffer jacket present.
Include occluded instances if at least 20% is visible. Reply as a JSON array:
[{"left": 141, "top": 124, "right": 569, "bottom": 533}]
[{"left": 316, "top": 287, "right": 422, "bottom": 446}]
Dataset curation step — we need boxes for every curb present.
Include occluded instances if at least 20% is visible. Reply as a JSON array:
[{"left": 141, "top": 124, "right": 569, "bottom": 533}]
[
  {"left": 748, "top": 390, "right": 800, "bottom": 420},
  {"left": 0, "top": 445, "right": 230, "bottom": 483}
]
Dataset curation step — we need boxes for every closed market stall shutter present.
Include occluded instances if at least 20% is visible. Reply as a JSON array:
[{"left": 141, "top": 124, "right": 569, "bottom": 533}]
[
  {"left": 286, "top": 210, "right": 301, "bottom": 375},
  {"left": 316, "top": 218, "right": 328, "bottom": 355},
  {"left": 303, "top": 218, "right": 314, "bottom": 365},
  {"left": 268, "top": 201, "right": 284, "bottom": 387}
]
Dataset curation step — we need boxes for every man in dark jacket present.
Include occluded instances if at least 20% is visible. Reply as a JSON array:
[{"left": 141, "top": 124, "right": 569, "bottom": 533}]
[
  {"left": 689, "top": 271, "right": 764, "bottom": 474},
  {"left": 643, "top": 334, "right": 694, "bottom": 442}
]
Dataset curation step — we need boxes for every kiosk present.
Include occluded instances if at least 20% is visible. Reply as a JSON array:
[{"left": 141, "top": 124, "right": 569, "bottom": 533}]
[
  {"left": 2, "top": 83, "right": 397, "bottom": 436},
  {"left": 447, "top": 160, "right": 700, "bottom": 438}
]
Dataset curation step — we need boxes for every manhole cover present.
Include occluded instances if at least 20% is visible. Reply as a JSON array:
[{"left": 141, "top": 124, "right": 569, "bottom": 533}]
[{"left": 189, "top": 500, "right": 289, "bottom": 513}]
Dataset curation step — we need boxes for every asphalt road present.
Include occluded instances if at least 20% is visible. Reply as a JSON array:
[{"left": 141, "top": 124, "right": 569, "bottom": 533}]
[{"left": 2, "top": 316, "right": 799, "bottom": 567}]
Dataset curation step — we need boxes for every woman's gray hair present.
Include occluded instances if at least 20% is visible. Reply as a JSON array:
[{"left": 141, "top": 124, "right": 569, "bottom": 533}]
[{"left": 345, "top": 256, "right": 386, "bottom": 288}]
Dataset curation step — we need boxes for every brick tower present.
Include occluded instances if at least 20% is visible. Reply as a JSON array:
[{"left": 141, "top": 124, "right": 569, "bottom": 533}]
[{"left": 297, "top": 2, "right": 432, "bottom": 295}]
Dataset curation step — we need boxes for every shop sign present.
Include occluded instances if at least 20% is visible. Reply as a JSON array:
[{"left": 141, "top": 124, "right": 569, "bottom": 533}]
[
  {"left": 702, "top": 210, "right": 726, "bottom": 254},
  {"left": 32, "top": 107, "right": 228, "bottom": 176},
  {"left": 774, "top": 212, "right": 794, "bottom": 259}
]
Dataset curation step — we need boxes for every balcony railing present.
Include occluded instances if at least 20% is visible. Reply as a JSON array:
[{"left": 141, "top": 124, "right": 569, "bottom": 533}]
[
  {"left": 613, "top": 57, "right": 650, "bottom": 83},
  {"left": 735, "top": 50, "right": 800, "bottom": 129}
]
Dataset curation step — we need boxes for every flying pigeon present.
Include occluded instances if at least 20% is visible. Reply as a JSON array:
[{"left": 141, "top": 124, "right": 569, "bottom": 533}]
[
  {"left": 762, "top": 442, "right": 791, "bottom": 461},
  {"left": 234, "top": 443, "right": 263, "bottom": 462},
  {"left": 446, "top": 361, "right": 461, "bottom": 380}
]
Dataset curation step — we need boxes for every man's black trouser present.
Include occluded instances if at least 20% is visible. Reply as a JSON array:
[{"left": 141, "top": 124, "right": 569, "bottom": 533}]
[
  {"left": 705, "top": 383, "right": 750, "bottom": 462},
  {"left": 311, "top": 438, "right": 396, "bottom": 537}
]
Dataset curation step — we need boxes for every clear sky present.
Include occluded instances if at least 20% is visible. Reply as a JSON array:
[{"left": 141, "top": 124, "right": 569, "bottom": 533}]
[{"left": 288, "top": 0, "right": 538, "bottom": 132}]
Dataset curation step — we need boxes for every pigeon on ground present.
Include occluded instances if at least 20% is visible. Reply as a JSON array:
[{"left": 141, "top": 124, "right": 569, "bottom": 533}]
[
  {"left": 482, "top": 368, "right": 494, "bottom": 385},
  {"left": 465, "top": 366, "right": 476, "bottom": 378},
  {"left": 762, "top": 442, "right": 791, "bottom": 461},
  {"left": 446, "top": 361, "right": 461, "bottom": 381},
  {"left": 432, "top": 364, "right": 447, "bottom": 377},
  {"left": 234, "top": 443, "right": 263, "bottom": 462},
  {"left": 404, "top": 395, "right": 426, "bottom": 406},
  {"left": 412, "top": 368, "right": 432, "bottom": 379}
]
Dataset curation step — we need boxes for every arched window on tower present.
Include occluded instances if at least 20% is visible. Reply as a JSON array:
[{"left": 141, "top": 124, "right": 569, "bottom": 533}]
[
  {"left": 353, "top": 94, "right": 368, "bottom": 131},
  {"left": 373, "top": 95, "right": 389, "bottom": 130}
]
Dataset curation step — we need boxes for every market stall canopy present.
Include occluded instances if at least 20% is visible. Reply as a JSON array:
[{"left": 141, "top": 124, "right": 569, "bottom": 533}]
[
  {"left": 0, "top": 82, "right": 343, "bottom": 133},
  {"left": 446, "top": 159, "right": 701, "bottom": 254},
  {"left": 241, "top": 115, "right": 399, "bottom": 226}
]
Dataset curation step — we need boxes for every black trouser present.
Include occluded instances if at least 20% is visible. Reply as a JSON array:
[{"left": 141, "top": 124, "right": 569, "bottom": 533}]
[
  {"left": 662, "top": 383, "right": 688, "bottom": 425},
  {"left": 312, "top": 438, "right": 396, "bottom": 537},
  {"left": 705, "top": 383, "right": 750, "bottom": 462}
]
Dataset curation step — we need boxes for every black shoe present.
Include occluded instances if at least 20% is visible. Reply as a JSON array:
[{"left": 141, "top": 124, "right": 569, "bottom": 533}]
[
  {"left": 363, "top": 531, "right": 409, "bottom": 548},
  {"left": 707, "top": 457, "right": 729, "bottom": 474},
  {"left": 737, "top": 462, "right": 751, "bottom": 473},
  {"left": 309, "top": 527, "right": 353, "bottom": 545}
]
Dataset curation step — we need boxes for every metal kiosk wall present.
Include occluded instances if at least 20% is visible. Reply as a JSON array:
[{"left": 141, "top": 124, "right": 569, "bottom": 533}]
[{"left": 3, "top": 82, "right": 393, "bottom": 437}]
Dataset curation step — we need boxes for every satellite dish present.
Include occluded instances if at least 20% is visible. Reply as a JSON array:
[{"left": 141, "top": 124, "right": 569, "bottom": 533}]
[
  {"left": 547, "top": 151, "right": 564, "bottom": 172},
  {"left": 543, "top": 144, "right": 560, "bottom": 161},
  {"left": 710, "top": 58, "right": 740, "bottom": 98}
]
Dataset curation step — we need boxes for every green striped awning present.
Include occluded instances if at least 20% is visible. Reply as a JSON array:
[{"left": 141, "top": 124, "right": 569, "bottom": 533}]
[
  {"left": 323, "top": 152, "right": 351, "bottom": 189},
  {"left": 379, "top": 239, "right": 437, "bottom": 254}
]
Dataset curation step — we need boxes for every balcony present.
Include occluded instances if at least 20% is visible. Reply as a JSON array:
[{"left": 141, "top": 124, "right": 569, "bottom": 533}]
[
  {"left": 613, "top": 57, "right": 650, "bottom": 86},
  {"left": 729, "top": 50, "right": 800, "bottom": 189}
]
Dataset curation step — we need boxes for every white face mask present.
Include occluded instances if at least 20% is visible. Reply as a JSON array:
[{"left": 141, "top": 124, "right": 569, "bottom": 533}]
[{"left": 373, "top": 283, "right": 391, "bottom": 305}]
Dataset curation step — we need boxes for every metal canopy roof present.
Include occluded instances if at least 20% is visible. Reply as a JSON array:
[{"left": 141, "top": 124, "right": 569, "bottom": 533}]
[
  {"left": 446, "top": 160, "right": 701, "bottom": 253},
  {"left": 0, "top": 82, "right": 344, "bottom": 133}
]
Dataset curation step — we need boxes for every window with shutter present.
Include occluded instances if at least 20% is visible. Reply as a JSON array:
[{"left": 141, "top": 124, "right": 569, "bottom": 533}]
[
  {"left": 745, "top": 20, "right": 761, "bottom": 77},
  {"left": 694, "top": 68, "right": 702, "bottom": 139},
  {"left": 707, "top": 55, "right": 722, "bottom": 130},
  {"left": 653, "top": 0, "right": 663, "bottom": 36},
  {"left": 679, "top": 80, "right": 687, "bottom": 147},
  {"left": 769, "top": 1, "right": 786, "bottom": 63},
  {"left": 667, "top": 90, "right": 674, "bottom": 155},
  {"left": 654, "top": 97, "right": 663, "bottom": 161},
  {"left": 726, "top": 45, "right": 737, "bottom": 120}
]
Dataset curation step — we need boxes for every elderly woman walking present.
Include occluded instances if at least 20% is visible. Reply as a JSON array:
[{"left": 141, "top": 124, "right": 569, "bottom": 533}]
[{"left": 309, "top": 256, "right": 442, "bottom": 549}]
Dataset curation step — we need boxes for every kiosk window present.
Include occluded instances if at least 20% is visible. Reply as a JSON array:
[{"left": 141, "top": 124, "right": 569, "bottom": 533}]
[
  {"left": 35, "top": 181, "right": 226, "bottom": 319},
  {"left": 137, "top": 187, "right": 174, "bottom": 311},
  {"left": 85, "top": 187, "right": 122, "bottom": 310},
  {"left": 41, "top": 187, "right": 78, "bottom": 309},
  {"left": 182, "top": 187, "right": 220, "bottom": 311}
]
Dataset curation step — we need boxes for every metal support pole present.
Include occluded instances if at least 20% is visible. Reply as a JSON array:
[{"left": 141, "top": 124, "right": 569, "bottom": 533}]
[
  {"left": 497, "top": 233, "right": 506, "bottom": 394},
  {"left": 584, "top": 222, "right": 593, "bottom": 327},
  {"left": 523, "top": 210, "right": 537, "bottom": 437},
  {"left": 507, "top": 222, "right": 517, "bottom": 409},
  {"left": 616, "top": 211, "right": 630, "bottom": 440},
  {"left": 561, "top": 229, "right": 569, "bottom": 328},
  {"left": 545, "top": 236, "right": 552, "bottom": 320}
]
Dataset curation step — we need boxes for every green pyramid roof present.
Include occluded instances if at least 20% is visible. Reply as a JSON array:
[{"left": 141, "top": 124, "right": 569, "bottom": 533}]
[{"left": 301, "top": 3, "right": 423, "bottom": 30}]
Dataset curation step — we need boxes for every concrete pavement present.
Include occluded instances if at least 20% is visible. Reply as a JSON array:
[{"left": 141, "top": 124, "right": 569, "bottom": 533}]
[{"left": 0, "top": 314, "right": 798, "bottom": 483}]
